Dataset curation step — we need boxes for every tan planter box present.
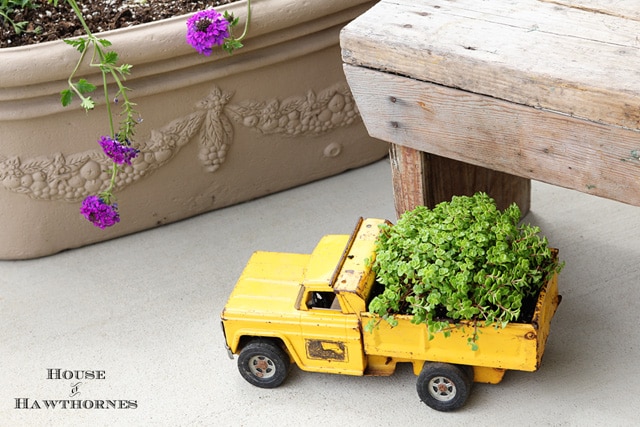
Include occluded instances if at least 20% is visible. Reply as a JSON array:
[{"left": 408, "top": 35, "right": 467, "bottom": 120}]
[{"left": 0, "top": 0, "right": 386, "bottom": 259}]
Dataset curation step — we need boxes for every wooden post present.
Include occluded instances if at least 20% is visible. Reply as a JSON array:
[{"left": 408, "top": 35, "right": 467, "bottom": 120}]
[
  {"left": 390, "top": 144, "right": 530, "bottom": 218},
  {"left": 389, "top": 145, "right": 426, "bottom": 216}
]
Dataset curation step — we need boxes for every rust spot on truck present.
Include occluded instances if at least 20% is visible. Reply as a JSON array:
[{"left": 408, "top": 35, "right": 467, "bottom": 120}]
[{"left": 306, "top": 339, "right": 348, "bottom": 362}]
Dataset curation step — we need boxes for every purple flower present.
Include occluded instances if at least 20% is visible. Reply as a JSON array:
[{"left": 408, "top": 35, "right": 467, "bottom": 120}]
[
  {"left": 98, "top": 136, "right": 139, "bottom": 165},
  {"left": 80, "top": 195, "right": 120, "bottom": 229},
  {"left": 186, "top": 9, "right": 230, "bottom": 56}
]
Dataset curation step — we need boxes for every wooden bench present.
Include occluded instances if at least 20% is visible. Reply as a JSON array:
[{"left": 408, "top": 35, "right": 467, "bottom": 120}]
[{"left": 341, "top": 0, "right": 640, "bottom": 216}]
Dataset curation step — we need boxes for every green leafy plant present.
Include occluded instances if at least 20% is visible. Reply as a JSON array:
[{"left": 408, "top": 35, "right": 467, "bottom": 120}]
[
  {"left": 368, "top": 193, "right": 563, "bottom": 350},
  {"left": 0, "top": 0, "right": 37, "bottom": 34}
]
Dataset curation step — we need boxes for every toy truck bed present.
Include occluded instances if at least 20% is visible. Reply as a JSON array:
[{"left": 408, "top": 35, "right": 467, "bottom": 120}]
[{"left": 361, "top": 269, "right": 560, "bottom": 383}]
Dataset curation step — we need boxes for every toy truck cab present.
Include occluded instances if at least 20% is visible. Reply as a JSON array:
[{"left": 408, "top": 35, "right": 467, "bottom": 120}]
[
  {"left": 221, "top": 218, "right": 383, "bottom": 382},
  {"left": 220, "top": 218, "right": 561, "bottom": 411}
]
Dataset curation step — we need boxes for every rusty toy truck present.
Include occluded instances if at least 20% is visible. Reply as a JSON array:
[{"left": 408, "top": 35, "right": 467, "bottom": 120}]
[{"left": 221, "top": 218, "right": 561, "bottom": 411}]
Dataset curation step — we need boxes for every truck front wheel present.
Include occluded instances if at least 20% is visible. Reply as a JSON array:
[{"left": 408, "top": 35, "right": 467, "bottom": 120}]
[
  {"left": 238, "top": 340, "right": 290, "bottom": 388},
  {"left": 416, "top": 363, "right": 473, "bottom": 411}
]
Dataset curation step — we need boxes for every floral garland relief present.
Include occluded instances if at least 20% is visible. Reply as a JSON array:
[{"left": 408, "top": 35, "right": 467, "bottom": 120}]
[{"left": 0, "top": 82, "right": 360, "bottom": 201}]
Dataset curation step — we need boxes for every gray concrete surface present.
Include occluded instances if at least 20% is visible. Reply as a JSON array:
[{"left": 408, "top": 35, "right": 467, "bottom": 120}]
[{"left": 1, "top": 158, "right": 639, "bottom": 426}]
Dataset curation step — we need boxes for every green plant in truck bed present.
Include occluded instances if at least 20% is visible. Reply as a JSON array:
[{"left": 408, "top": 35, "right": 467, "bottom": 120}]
[{"left": 368, "top": 192, "right": 563, "bottom": 350}]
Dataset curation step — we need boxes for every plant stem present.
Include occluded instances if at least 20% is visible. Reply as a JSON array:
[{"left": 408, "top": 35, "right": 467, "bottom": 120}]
[
  {"left": 237, "top": 0, "right": 251, "bottom": 42},
  {"left": 101, "top": 66, "right": 115, "bottom": 137},
  {"left": 66, "top": 0, "right": 92, "bottom": 36}
]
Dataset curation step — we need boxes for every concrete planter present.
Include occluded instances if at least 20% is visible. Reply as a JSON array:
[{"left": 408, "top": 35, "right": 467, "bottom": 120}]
[{"left": 0, "top": 0, "right": 385, "bottom": 259}]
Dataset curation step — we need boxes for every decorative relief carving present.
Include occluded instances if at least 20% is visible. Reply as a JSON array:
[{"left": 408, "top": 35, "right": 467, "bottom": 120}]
[
  {"left": 0, "top": 83, "right": 358, "bottom": 201},
  {"left": 195, "top": 86, "right": 234, "bottom": 173},
  {"left": 225, "top": 83, "right": 359, "bottom": 135}
]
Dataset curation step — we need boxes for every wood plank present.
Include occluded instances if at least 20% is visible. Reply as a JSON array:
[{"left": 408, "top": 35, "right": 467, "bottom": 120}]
[
  {"left": 341, "top": 0, "right": 640, "bottom": 130},
  {"left": 541, "top": 0, "right": 640, "bottom": 21},
  {"left": 344, "top": 64, "right": 640, "bottom": 207}
]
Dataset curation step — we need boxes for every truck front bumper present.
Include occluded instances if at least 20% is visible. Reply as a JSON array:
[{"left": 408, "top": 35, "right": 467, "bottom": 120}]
[{"left": 220, "top": 321, "right": 234, "bottom": 360}]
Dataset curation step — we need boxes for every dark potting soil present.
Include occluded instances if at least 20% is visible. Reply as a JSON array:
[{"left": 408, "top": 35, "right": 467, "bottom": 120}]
[{"left": 1, "top": 0, "right": 237, "bottom": 49}]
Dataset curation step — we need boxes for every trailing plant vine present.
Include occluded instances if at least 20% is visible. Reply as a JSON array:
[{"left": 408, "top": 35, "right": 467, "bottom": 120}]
[
  {"left": 48, "top": 0, "right": 250, "bottom": 228},
  {"left": 367, "top": 193, "right": 563, "bottom": 350}
]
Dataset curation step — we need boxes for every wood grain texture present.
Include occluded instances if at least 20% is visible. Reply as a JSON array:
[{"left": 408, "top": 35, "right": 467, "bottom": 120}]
[
  {"left": 341, "top": 0, "right": 640, "bottom": 130},
  {"left": 389, "top": 145, "right": 531, "bottom": 216},
  {"left": 540, "top": 0, "right": 640, "bottom": 21},
  {"left": 422, "top": 153, "right": 531, "bottom": 215},
  {"left": 344, "top": 64, "right": 640, "bottom": 206},
  {"left": 389, "top": 144, "right": 427, "bottom": 215}
]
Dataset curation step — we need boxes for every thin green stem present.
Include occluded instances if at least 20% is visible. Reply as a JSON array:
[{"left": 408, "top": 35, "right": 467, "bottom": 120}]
[
  {"left": 236, "top": 0, "right": 251, "bottom": 42},
  {"left": 66, "top": 47, "right": 89, "bottom": 100},
  {"left": 66, "top": 0, "right": 92, "bottom": 36},
  {"left": 102, "top": 68, "right": 115, "bottom": 137},
  {"left": 102, "top": 164, "right": 119, "bottom": 199}
]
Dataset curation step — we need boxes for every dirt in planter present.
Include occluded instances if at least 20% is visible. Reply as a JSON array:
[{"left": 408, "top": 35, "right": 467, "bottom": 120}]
[{"left": 1, "top": 0, "right": 238, "bottom": 49}]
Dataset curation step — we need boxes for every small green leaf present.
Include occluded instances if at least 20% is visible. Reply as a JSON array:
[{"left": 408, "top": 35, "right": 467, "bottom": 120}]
[
  {"left": 60, "top": 89, "right": 73, "bottom": 107},
  {"left": 103, "top": 51, "right": 118, "bottom": 65},
  {"left": 64, "top": 38, "right": 87, "bottom": 52},
  {"left": 118, "top": 64, "right": 133, "bottom": 75},
  {"left": 364, "top": 319, "right": 376, "bottom": 333},
  {"left": 98, "top": 38, "right": 112, "bottom": 47},
  {"left": 224, "top": 11, "right": 240, "bottom": 26},
  {"left": 223, "top": 39, "right": 244, "bottom": 55},
  {"left": 75, "top": 79, "right": 96, "bottom": 95},
  {"left": 80, "top": 97, "right": 95, "bottom": 110}
]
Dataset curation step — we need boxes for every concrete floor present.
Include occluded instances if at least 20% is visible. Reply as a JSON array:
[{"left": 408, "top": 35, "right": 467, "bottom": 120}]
[{"left": 1, "top": 158, "right": 639, "bottom": 426}]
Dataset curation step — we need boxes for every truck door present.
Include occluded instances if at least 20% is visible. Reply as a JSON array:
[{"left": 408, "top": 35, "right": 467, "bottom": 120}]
[{"left": 299, "top": 291, "right": 365, "bottom": 375}]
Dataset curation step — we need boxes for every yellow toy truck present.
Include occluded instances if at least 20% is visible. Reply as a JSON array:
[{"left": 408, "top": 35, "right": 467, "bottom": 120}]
[{"left": 221, "top": 218, "right": 561, "bottom": 411}]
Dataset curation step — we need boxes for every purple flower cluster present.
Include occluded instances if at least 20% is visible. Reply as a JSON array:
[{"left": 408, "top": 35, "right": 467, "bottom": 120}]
[
  {"left": 186, "top": 10, "right": 230, "bottom": 56},
  {"left": 98, "top": 136, "right": 139, "bottom": 165},
  {"left": 80, "top": 195, "right": 120, "bottom": 229}
]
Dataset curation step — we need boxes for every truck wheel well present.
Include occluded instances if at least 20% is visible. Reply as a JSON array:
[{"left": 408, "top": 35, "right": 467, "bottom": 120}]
[{"left": 238, "top": 336, "right": 288, "bottom": 355}]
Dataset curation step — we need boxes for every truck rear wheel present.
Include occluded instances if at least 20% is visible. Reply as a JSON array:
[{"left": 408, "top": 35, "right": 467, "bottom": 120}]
[
  {"left": 238, "top": 340, "right": 290, "bottom": 388},
  {"left": 416, "top": 363, "right": 473, "bottom": 411}
]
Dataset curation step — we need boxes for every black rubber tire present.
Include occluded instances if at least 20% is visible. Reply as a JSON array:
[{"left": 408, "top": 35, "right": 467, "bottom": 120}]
[
  {"left": 237, "top": 340, "right": 290, "bottom": 388},
  {"left": 416, "top": 363, "right": 473, "bottom": 411}
]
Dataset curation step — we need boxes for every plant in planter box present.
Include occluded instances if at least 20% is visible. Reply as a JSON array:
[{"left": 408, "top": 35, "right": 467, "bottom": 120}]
[
  {"left": 368, "top": 192, "right": 563, "bottom": 350},
  {"left": 40, "top": 0, "right": 251, "bottom": 228}
]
